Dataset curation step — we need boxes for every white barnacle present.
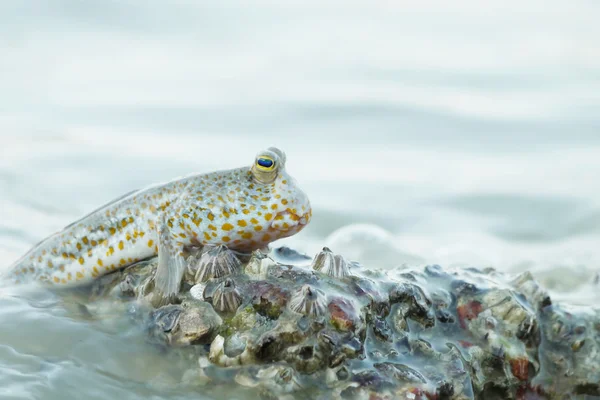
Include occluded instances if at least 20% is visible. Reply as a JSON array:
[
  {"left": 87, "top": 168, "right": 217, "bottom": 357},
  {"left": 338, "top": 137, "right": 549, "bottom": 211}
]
[
  {"left": 212, "top": 278, "right": 242, "bottom": 313},
  {"left": 194, "top": 245, "right": 241, "bottom": 283},
  {"left": 311, "top": 247, "right": 350, "bottom": 279},
  {"left": 288, "top": 285, "right": 327, "bottom": 317},
  {"left": 189, "top": 283, "right": 207, "bottom": 301},
  {"left": 245, "top": 250, "right": 277, "bottom": 279}
]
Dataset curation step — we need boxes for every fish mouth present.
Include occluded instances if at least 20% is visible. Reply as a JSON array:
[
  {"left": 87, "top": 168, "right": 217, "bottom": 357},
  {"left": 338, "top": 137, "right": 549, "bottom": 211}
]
[
  {"left": 287, "top": 208, "right": 312, "bottom": 226},
  {"left": 299, "top": 210, "right": 311, "bottom": 225},
  {"left": 271, "top": 209, "right": 312, "bottom": 232}
]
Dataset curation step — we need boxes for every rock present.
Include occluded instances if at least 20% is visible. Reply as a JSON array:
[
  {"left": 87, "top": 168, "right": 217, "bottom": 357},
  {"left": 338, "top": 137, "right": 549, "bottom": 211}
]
[
  {"left": 271, "top": 246, "right": 312, "bottom": 265},
  {"left": 85, "top": 246, "right": 600, "bottom": 399},
  {"left": 150, "top": 301, "right": 222, "bottom": 346},
  {"left": 328, "top": 296, "right": 362, "bottom": 333},
  {"left": 249, "top": 281, "right": 290, "bottom": 319}
]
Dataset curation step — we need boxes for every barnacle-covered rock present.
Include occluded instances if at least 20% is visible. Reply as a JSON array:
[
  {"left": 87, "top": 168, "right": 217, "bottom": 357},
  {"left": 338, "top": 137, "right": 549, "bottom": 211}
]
[
  {"left": 288, "top": 285, "right": 327, "bottom": 317},
  {"left": 535, "top": 304, "right": 600, "bottom": 397},
  {"left": 85, "top": 246, "right": 600, "bottom": 400},
  {"left": 312, "top": 247, "right": 351, "bottom": 278}
]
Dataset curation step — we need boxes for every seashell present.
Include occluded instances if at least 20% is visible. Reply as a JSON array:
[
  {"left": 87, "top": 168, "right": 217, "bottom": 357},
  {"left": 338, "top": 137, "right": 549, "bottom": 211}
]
[
  {"left": 212, "top": 278, "right": 242, "bottom": 313},
  {"left": 245, "top": 250, "right": 277, "bottom": 279},
  {"left": 289, "top": 285, "right": 327, "bottom": 317},
  {"left": 209, "top": 334, "right": 254, "bottom": 367},
  {"left": 312, "top": 247, "right": 350, "bottom": 278},
  {"left": 194, "top": 245, "right": 241, "bottom": 283},
  {"left": 190, "top": 283, "right": 207, "bottom": 301}
]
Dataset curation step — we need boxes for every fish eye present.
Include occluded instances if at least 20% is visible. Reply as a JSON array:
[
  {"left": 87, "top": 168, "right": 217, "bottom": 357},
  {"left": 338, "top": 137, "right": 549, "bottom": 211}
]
[
  {"left": 256, "top": 156, "right": 275, "bottom": 171},
  {"left": 251, "top": 149, "right": 281, "bottom": 183}
]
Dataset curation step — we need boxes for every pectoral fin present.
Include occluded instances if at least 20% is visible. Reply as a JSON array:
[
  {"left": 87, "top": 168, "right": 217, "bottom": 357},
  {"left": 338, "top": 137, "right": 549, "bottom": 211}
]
[{"left": 153, "top": 213, "right": 186, "bottom": 305}]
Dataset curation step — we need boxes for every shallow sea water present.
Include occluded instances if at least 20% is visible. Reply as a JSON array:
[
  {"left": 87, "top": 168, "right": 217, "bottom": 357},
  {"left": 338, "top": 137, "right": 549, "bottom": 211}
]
[{"left": 1, "top": 1, "right": 599, "bottom": 398}]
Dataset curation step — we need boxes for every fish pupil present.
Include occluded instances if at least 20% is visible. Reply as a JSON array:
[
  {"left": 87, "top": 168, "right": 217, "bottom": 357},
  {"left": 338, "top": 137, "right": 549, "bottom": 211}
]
[{"left": 258, "top": 158, "right": 274, "bottom": 168}]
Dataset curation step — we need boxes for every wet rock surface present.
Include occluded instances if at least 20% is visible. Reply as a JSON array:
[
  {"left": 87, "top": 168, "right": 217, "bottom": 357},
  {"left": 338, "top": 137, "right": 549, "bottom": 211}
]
[{"left": 85, "top": 246, "right": 600, "bottom": 399}]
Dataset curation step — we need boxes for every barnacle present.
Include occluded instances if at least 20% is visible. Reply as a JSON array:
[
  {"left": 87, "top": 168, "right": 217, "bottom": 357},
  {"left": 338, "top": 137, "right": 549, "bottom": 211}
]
[
  {"left": 212, "top": 278, "right": 242, "bottom": 313},
  {"left": 288, "top": 285, "right": 327, "bottom": 317},
  {"left": 193, "top": 245, "right": 241, "bottom": 283},
  {"left": 312, "top": 247, "right": 350, "bottom": 278},
  {"left": 245, "top": 250, "right": 277, "bottom": 279}
]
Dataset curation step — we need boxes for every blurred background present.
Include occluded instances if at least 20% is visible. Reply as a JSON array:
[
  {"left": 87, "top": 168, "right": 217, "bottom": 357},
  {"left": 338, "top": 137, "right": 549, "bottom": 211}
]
[{"left": 1, "top": 0, "right": 599, "bottom": 306}]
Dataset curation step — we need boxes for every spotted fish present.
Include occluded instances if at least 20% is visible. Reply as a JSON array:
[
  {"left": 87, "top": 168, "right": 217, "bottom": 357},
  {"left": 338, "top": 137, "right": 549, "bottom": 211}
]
[{"left": 4, "top": 147, "right": 312, "bottom": 299}]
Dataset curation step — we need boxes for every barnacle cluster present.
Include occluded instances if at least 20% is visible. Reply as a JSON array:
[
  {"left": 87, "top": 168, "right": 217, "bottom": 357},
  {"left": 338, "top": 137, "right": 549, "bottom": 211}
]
[{"left": 88, "top": 246, "right": 600, "bottom": 399}]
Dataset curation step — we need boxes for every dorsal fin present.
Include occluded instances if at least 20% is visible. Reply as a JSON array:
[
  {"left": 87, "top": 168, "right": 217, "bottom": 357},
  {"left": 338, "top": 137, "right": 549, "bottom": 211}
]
[{"left": 63, "top": 188, "right": 139, "bottom": 230}]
